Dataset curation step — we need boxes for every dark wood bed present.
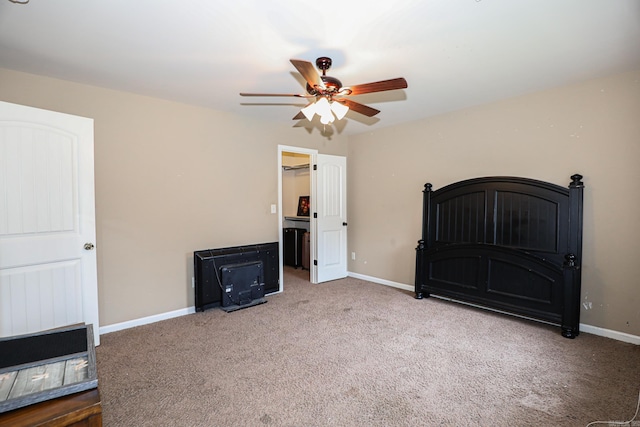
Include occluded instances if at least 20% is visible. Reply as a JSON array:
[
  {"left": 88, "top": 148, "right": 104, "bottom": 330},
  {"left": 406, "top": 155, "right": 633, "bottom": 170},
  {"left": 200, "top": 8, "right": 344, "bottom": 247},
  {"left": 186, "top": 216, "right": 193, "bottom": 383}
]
[{"left": 415, "top": 174, "right": 584, "bottom": 338}]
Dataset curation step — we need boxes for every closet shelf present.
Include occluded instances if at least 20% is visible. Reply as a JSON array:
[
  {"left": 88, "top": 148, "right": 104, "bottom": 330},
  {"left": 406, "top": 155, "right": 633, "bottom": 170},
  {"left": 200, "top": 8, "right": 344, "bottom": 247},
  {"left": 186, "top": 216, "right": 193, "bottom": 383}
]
[
  {"left": 282, "top": 163, "right": 310, "bottom": 171},
  {"left": 284, "top": 216, "right": 310, "bottom": 222}
]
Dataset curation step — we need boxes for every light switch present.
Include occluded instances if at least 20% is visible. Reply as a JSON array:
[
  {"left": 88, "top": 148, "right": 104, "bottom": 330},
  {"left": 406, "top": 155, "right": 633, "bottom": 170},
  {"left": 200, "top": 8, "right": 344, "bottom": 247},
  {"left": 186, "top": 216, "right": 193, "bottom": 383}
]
[{"left": 270, "top": 204, "right": 277, "bottom": 214}]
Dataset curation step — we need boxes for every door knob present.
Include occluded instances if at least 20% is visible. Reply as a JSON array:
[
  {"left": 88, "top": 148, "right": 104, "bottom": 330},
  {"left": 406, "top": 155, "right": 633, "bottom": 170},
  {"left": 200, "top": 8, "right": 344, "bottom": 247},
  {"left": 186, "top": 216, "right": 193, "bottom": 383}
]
[{"left": 84, "top": 243, "right": 95, "bottom": 250}]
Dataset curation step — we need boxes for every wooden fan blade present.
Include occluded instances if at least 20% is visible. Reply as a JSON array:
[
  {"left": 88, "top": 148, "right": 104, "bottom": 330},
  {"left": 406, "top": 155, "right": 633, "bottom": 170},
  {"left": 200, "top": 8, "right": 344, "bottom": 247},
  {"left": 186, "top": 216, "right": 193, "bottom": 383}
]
[
  {"left": 240, "top": 93, "right": 313, "bottom": 98},
  {"left": 290, "top": 59, "right": 325, "bottom": 90},
  {"left": 292, "top": 111, "right": 306, "bottom": 120},
  {"left": 344, "top": 77, "right": 408, "bottom": 96},
  {"left": 336, "top": 98, "right": 380, "bottom": 117}
]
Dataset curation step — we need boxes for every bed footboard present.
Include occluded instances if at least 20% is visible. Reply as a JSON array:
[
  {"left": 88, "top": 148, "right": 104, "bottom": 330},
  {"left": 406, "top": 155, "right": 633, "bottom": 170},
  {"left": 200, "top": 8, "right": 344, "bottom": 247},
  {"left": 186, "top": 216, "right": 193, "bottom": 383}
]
[{"left": 415, "top": 175, "right": 584, "bottom": 338}]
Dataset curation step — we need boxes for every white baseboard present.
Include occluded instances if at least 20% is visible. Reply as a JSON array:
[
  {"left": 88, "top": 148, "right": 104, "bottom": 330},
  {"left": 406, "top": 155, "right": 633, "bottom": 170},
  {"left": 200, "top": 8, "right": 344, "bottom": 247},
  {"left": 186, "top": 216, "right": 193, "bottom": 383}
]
[
  {"left": 347, "top": 271, "right": 640, "bottom": 345},
  {"left": 99, "top": 306, "right": 196, "bottom": 336},
  {"left": 98, "top": 274, "right": 639, "bottom": 346},
  {"left": 579, "top": 324, "right": 640, "bottom": 345},
  {"left": 348, "top": 271, "right": 414, "bottom": 292}
]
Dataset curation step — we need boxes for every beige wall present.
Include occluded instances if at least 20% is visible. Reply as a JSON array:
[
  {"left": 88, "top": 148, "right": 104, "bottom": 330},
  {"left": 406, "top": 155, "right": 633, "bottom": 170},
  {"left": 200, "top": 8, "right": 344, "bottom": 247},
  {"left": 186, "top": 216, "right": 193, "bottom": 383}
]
[
  {"left": 348, "top": 68, "right": 640, "bottom": 336},
  {"left": 0, "top": 68, "right": 347, "bottom": 326},
  {"left": 2, "top": 67, "right": 639, "bottom": 338}
]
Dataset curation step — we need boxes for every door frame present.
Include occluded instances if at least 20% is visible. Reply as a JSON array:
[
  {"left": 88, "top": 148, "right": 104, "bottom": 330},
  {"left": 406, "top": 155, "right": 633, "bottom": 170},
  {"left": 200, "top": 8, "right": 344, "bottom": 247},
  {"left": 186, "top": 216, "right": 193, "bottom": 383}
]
[{"left": 278, "top": 145, "right": 318, "bottom": 287}]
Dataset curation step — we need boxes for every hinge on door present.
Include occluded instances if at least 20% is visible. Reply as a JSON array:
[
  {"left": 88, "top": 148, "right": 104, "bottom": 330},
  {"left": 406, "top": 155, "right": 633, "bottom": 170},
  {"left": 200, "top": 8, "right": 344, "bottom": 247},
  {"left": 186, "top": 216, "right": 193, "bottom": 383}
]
[
  {"left": 314, "top": 260, "right": 318, "bottom": 266},
  {"left": 313, "top": 212, "right": 317, "bottom": 218},
  {"left": 313, "top": 164, "right": 317, "bottom": 170}
]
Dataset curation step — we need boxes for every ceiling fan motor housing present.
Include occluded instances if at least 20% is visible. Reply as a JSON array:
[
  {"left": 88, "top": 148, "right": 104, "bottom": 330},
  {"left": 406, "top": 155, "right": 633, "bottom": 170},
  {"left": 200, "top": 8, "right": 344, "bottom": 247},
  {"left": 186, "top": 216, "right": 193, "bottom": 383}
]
[
  {"left": 307, "top": 75, "right": 343, "bottom": 96},
  {"left": 306, "top": 57, "right": 343, "bottom": 96}
]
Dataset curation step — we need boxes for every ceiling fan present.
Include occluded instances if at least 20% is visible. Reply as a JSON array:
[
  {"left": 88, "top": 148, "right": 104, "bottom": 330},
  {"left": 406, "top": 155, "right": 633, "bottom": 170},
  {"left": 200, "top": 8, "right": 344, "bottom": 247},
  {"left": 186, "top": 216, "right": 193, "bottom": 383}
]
[{"left": 240, "top": 57, "right": 408, "bottom": 124}]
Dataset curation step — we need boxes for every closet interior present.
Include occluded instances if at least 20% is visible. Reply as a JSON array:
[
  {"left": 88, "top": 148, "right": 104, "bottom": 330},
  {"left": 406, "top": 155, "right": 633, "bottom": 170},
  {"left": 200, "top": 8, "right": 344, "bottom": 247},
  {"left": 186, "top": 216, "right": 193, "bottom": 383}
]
[{"left": 282, "top": 152, "right": 311, "bottom": 273}]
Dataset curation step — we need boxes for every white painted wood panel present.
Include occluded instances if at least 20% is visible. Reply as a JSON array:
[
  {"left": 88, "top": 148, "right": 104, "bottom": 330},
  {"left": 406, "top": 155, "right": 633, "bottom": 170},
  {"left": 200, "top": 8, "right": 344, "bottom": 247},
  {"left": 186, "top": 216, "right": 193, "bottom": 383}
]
[
  {"left": 0, "top": 126, "right": 75, "bottom": 236},
  {"left": 0, "top": 261, "right": 83, "bottom": 337},
  {"left": 316, "top": 154, "right": 347, "bottom": 283},
  {"left": 0, "top": 101, "right": 99, "bottom": 345}
]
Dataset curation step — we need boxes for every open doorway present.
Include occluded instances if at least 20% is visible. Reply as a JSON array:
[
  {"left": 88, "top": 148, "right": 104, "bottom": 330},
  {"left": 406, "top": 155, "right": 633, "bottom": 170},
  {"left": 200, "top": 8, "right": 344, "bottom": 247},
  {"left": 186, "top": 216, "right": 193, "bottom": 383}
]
[
  {"left": 277, "top": 145, "right": 348, "bottom": 291},
  {"left": 282, "top": 152, "right": 311, "bottom": 281},
  {"left": 278, "top": 145, "right": 317, "bottom": 289}
]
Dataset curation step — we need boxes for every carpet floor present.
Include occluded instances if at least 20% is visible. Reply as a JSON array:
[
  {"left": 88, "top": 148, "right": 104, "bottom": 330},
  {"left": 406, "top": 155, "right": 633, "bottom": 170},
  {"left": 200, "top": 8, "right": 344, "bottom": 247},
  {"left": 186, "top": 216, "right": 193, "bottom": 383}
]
[{"left": 96, "top": 267, "right": 640, "bottom": 426}]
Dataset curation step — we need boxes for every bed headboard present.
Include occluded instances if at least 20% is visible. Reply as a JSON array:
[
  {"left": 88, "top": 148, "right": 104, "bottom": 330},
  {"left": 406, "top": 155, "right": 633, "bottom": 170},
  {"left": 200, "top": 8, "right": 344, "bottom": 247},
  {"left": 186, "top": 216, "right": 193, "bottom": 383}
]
[{"left": 415, "top": 174, "right": 584, "bottom": 338}]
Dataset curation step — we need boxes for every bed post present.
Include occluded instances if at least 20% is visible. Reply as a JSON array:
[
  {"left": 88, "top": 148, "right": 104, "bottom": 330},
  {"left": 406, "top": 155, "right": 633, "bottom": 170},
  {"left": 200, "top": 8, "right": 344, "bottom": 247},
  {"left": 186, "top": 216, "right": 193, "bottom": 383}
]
[
  {"left": 561, "top": 174, "right": 584, "bottom": 338},
  {"left": 415, "top": 183, "right": 432, "bottom": 299},
  {"left": 567, "top": 174, "right": 584, "bottom": 267}
]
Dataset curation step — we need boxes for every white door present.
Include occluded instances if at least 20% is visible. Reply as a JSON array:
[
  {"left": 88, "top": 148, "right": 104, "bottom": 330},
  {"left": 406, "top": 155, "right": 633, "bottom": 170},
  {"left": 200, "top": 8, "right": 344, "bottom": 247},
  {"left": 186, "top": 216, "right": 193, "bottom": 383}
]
[
  {"left": 0, "top": 101, "right": 99, "bottom": 345},
  {"left": 315, "top": 154, "right": 347, "bottom": 283}
]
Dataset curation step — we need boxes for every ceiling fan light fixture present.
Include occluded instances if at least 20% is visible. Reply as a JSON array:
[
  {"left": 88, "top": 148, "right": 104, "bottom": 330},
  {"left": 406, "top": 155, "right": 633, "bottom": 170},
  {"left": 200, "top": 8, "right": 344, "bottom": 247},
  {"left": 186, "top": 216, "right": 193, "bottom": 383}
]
[
  {"left": 316, "top": 98, "right": 335, "bottom": 124},
  {"left": 315, "top": 97, "right": 331, "bottom": 116},
  {"left": 320, "top": 113, "right": 334, "bottom": 125},
  {"left": 300, "top": 97, "right": 337, "bottom": 124},
  {"left": 330, "top": 100, "right": 349, "bottom": 120},
  {"left": 301, "top": 103, "right": 317, "bottom": 121}
]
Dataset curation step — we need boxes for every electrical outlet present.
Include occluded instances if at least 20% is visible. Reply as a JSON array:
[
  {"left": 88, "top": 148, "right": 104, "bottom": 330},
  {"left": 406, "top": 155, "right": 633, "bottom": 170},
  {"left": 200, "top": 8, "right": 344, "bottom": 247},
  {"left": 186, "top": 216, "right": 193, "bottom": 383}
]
[{"left": 351, "top": 252, "right": 356, "bottom": 260}]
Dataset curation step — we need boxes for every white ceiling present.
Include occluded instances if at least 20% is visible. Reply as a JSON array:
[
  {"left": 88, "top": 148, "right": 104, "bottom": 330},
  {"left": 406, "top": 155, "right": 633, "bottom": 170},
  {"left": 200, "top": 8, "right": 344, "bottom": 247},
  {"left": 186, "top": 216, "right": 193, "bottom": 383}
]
[{"left": 1, "top": 0, "right": 639, "bottom": 136}]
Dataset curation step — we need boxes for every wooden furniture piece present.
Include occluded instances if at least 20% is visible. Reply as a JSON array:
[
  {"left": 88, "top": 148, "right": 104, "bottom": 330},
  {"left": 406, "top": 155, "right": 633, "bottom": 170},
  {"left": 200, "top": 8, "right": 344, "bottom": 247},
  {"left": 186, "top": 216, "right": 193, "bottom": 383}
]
[
  {"left": 415, "top": 174, "right": 584, "bottom": 338},
  {"left": 0, "top": 324, "right": 101, "bottom": 425},
  {"left": 0, "top": 389, "right": 101, "bottom": 427}
]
